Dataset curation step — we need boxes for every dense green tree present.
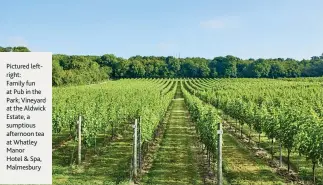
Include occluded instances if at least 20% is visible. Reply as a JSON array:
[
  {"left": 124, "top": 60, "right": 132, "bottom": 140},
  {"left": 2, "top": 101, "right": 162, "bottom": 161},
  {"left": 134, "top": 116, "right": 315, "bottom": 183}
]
[
  {"left": 208, "top": 59, "right": 218, "bottom": 77},
  {"left": 249, "top": 59, "right": 271, "bottom": 78},
  {"left": 284, "top": 60, "right": 301, "bottom": 77},
  {"left": 52, "top": 59, "right": 64, "bottom": 86},
  {"left": 192, "top": 57, "right": 210, "bottom": 77},
  {"left": 98, "top": 54, "right": 118, "bottom": 66},
  {"left": 51, "top": 54, "right": 112, "bottom": 86},
  {"left": 269, "top": 61, "right": 286, "bottom": 78},
  {"left": 236, "top": 60, "right": 251, "bottom": 77},
  {"left": 12, "top": 46, "right": 30, "bottom": 52},
  {"left": 180, "top": 59, "right": 200, "bottom": 77},
  {"left": 213, "top": 56, "right": 237, "bottom": 77},
  {"left": 0, "top": 46, "right": 12, "bottom": 52},
  {"left": 114, "top": 58, "right": 129, "bottom": 78},
  {"left": 128, "top": 60, "right": 146, "bottom": 77},
  {"left": 166, "top": 56, "right": 181, "bottom": 77}
]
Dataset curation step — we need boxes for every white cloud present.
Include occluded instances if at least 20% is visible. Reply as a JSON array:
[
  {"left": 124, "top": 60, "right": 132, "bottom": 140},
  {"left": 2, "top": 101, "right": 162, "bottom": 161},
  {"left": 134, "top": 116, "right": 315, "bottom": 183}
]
[
  {"left": 200, "top": 16, "right": 239, "bottom": 30},
  {"left": 7, "top": 36, "right": 28, "bottom": 47}
]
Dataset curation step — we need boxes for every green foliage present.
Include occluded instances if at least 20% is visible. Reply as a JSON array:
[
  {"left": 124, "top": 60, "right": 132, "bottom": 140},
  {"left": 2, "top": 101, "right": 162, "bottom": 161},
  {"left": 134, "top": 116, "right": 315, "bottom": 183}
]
[
  {"left": 12, "top": 46, "right": 30, "bottom": 52},
  {"left": 0, "top": 46, "right": 30, "bottom": 52},
  {"left": 250, "top": 59, "right": 271, "bottom": 78},
  {"left": 1, "top": 46, "right": 323, "bottom": 85},
  {"left": 53, "top": 79, "right": 176, "bottom": 146},
  {"left": 0, "top": 46, "right": 12, "bottom": 52},
  {"left": 185, "top": 78, "right": 323, "bottom": 182},
  {"left": 182, "top": 81, "right": 221, "bottom": 154},
  {"left": 213, "top": 56, "right": 238, "bottom": 77},
  {"left": 52, "top": 55, "right": 111, "bottom": 86}
]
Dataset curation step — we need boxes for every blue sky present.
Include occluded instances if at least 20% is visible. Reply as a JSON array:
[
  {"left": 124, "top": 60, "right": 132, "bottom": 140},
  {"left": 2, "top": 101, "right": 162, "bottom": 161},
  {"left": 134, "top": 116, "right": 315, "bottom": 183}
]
[{"left": 1, "top": 0, "right": 322, "bottom": 60}]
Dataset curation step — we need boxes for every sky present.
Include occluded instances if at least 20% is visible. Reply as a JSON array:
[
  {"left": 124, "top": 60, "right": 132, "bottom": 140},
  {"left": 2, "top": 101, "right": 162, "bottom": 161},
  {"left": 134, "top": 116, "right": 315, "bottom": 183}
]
[{"left": 1, "top": 0, "right": 323, "bottom": 60}]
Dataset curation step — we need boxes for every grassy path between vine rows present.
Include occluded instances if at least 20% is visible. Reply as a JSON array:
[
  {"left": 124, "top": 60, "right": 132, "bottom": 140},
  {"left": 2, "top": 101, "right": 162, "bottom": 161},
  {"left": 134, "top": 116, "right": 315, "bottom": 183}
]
[
  {"left": 141, "top": 95, "right": 206, "bottom": 184},
  {"left": 222, "top": 132, "right": 287, "bottom": 184},
  {"left": 53, "top": 129, "right": 133, "bottom": 185},
  {"left": 227, "top": 120, "right": 322, "bottom": 184}
]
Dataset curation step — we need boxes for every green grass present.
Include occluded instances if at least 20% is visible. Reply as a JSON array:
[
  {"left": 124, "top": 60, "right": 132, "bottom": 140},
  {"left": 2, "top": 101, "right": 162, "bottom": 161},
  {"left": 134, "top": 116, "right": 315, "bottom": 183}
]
[
  {"left": 52, "top": 129, "right": 133, "bottom": 185},
  {"left": 228, "top": 120, "right": 323, "bottom": 184},
  {"left": 141, "top": 98, "right": 205, "bottom": 185},
  {"left": 52, "top": 131, "right": 72, "bottom": 149},
  {"left": 222, "top": 133, "right": 286, "bottom": 185}
]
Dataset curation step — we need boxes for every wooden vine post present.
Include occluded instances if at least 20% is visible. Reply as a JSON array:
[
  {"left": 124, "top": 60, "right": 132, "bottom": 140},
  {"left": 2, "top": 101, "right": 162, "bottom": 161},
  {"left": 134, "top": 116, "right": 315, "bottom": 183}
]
[
  {"left": 78, "top": 115, "right": 82, "bottom": 165},
  {"left": 138, "top": 116, "right": 142, "bottom": 173},
  {"left": 279, "top": 143, "right": 283, "bottom": 167},
  {"left": 217, "top": 122, "right": 223, "bottom": 185},
  {"left": 133, "top": 119, "right": 138, "bottom": 178}
]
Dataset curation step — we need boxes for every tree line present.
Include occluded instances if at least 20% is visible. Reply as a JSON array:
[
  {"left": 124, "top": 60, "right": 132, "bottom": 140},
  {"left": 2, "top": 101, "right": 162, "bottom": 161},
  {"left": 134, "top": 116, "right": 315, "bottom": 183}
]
[
  {"left": 1, "top": 46, "right": 322, "bottom": 86},
  {"left": 0, "top": 46, "right": 30, "bottom": 52}
]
